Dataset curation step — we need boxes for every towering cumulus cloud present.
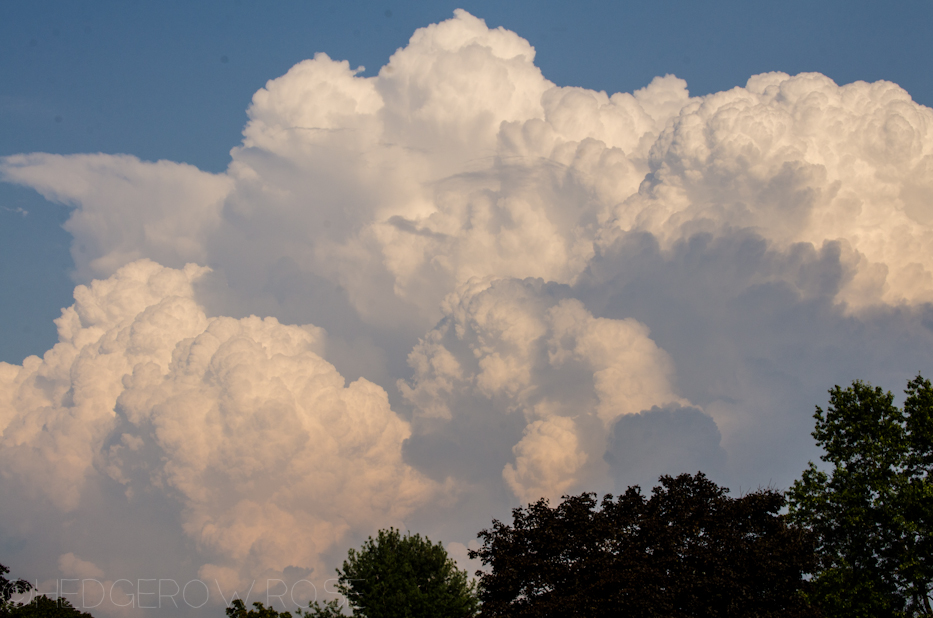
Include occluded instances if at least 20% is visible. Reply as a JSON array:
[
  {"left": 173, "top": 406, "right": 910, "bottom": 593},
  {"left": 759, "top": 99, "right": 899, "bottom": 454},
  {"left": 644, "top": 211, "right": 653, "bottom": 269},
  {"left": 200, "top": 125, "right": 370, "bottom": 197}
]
[
  {"left": 399, "top": 277, "right": 683, "bottom": 504},
  {"left": 0, "top": 261, "right": 434, "bottom": 609},
  {"left": 2, "top": 9, "right": 933, "bottom": 615}
]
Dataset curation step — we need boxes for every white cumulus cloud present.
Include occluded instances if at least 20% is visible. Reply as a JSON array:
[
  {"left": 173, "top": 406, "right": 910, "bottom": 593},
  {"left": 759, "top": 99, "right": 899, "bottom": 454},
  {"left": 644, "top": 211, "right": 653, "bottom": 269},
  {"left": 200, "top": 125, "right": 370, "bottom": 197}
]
[
  {"left": 1, "top": 9, "right": 933, "bottom": 613},
  {"left": 0, "top": 260, "right": 435, "bottom": 608},
  {"left": 400, "top": 277, "right": 684, "bottom": 503}
]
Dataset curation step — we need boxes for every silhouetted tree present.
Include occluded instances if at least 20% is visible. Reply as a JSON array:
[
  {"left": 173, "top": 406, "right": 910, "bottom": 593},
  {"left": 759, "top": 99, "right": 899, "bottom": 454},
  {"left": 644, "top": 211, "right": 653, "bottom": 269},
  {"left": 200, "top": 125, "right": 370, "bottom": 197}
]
[
  {"left": 225, "top": 598, "right": 343, "bottom": 618},
  {"left": 0, "top": 563, "right": 31, "bottom": 613},
  {"left": 4, "top": 596, "right": 95, "bottom": 618},
  {"left": 2, "top": 563, "right": 94, "bottom": 618},
  {"left": 470, "top": 473, "right": 819, "bottom": 618}
]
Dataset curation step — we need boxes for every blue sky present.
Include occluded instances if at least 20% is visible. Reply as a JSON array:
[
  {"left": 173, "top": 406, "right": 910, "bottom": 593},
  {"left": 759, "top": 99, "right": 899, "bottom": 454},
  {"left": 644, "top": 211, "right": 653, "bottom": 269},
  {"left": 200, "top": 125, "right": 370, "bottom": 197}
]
[
  {"left": 1, "top": 1, "right": 931, "bottom": 364},
  {"left": 1, "top": 2, "right": 933, "bottom": 614}
]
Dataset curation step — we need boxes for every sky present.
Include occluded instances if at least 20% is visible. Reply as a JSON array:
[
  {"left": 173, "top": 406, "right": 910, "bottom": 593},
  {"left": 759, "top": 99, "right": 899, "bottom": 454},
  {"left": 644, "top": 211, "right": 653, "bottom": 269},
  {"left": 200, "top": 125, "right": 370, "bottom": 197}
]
[{"left": 1, "top": 1, "right": 932, "bottom": 615}]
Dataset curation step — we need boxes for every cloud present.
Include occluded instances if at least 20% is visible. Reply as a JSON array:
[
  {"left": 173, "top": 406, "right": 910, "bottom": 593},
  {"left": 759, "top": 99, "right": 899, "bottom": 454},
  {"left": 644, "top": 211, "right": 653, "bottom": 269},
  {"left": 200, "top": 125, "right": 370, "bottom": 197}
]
[
  {"left": 604, "top": 403, "right": 727, "bottom": 492},
  {"left": 602, "top": 71, "right": 933, "bottom": 307},
  {"left": 575, "top": 226, "right": 933, "bottom": 487},
  {"left": 0, "top": 260, "right": 435, "bottom": 609},
  {"left": 0, "top": 154, "right": 231, "bottom": 281},
  {"left": 0, "top": 260, "right": 213, "bottom": 511},
  {"left": 399, "top": 276, "right": 685, "bottom": 504},
  {"left": 0, "top": 11, "right": 689, "bottom": 337},
  {"left": 1, "top": 9, "right": 933, "bottom": 613}
]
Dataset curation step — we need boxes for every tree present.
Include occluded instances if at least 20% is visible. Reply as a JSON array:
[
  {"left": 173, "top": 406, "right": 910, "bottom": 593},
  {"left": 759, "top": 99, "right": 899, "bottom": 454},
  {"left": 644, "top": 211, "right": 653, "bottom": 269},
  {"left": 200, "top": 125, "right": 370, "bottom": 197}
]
[
  {"left": 1, "top": 563, "right": 94, "bottom": 618},
  {"left": 0, "top": 564, "right": 31, "bottom": 614},
  {"left": 225, "top": 598, "right": 343, "bottom": 618},
  {"left": 469, "top": 473, "right": 819, "bottom": 618},
  {"left": 788, "top": 375, "right": 933, "bottom": 617},
  {"left": 336, "top": 528, "right": 479, "bottom": 618},
  {"left": 5, "top": 596, "right": 95, "bottom": 618}
]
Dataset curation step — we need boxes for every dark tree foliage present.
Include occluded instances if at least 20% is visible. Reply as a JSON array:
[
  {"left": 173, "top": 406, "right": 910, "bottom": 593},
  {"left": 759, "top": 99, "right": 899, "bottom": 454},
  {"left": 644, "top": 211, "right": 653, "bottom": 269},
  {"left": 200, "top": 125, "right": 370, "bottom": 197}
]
[
  {"left": 0, "top": 564, "right": 31, "bottom": 609},
  {"left": 336, "top": 528, "right": 479, "bottom": 618},
  {"left": 469, "top": 473, "right": 819, "bottom": 618},
  {"left": 226, "top": 599, "right": 294, "bottom": 618},
  {"left": 225, "top": 598, "right": 344, "bottom": 618},
  {"left": 2, "top": 563, "right": 93, "bottom": 618},
  {"left": 4, "top": 596, "right": 95, "bottom": 618},
  {"left": 788, "top": 376, "right": 933, "bottom": 617}
]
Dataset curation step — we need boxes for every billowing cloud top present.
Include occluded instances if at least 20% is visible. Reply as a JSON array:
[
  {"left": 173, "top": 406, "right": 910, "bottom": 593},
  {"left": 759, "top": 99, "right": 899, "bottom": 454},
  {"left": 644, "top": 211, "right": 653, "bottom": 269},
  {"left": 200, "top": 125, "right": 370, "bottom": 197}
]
[
  {"left": 0, "top": 260, "right": 434, "bottom": 602},
  {"left": 2, "top": 9, "right": 933, "bottom": 616}
]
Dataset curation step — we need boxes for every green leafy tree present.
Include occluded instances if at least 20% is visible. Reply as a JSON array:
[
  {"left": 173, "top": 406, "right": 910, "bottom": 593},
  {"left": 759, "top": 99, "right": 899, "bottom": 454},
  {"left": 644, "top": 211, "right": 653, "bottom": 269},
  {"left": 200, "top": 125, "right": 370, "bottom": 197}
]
[
  {"left": 336, "top": 528, "right": 479, "bottom": 618},
  {"left": 469, "top": 473, "right": 819, "bottom": 618},
  {"left": 788, "top": 375, "right": 933, "bottom": 617},
  {"left": 298, "top": 600, "right": 344, "bottom": 618}
]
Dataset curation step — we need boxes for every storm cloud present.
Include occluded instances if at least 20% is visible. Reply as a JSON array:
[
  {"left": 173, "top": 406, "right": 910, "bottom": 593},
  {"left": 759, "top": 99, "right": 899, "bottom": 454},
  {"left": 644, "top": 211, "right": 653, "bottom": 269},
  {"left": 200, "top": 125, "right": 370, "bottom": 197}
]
[{"left": 2, "top": 9, "right": 932, "bottom": 616}]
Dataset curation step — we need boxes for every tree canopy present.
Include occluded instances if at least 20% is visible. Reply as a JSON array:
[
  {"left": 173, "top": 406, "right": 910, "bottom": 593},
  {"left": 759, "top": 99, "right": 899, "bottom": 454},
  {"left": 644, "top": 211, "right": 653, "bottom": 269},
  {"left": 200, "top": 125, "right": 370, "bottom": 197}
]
[
  {"left": 225, "top": 598, "right": 343, "bottom": 618},
  {"left": 0, "top": 564, "right": 31, "bottom": 612},
  {"left": 788, "top": 375, "right": 933, "bottom": 617},
  {"left": 336, "top": 528, "right": 479, "bottom": 618},
  {"left": 469, "top": 472, "right": 819, "bottom": 618},
  {"left": 1, "top": 563, "right": 93, "bottom": 618},
  {"left": 2, "top": 596, "right": 95, "bottom": 618}
]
